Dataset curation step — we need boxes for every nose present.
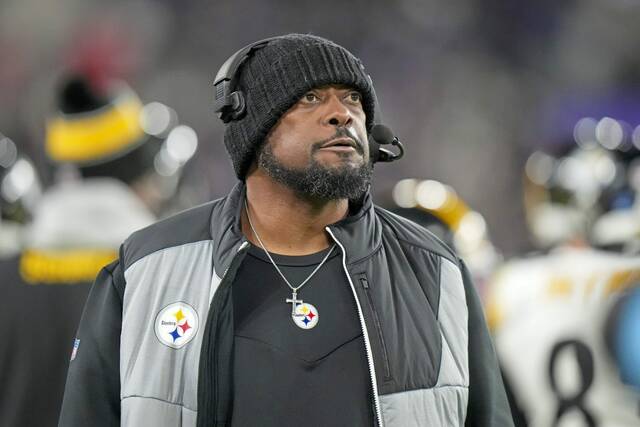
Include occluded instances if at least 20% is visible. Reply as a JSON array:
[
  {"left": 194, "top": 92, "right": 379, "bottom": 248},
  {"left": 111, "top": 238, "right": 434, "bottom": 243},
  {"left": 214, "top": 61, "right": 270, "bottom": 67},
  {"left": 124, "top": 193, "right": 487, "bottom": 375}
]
[{"left": 324, "top": 95, "right": 353, "bottom": 128}]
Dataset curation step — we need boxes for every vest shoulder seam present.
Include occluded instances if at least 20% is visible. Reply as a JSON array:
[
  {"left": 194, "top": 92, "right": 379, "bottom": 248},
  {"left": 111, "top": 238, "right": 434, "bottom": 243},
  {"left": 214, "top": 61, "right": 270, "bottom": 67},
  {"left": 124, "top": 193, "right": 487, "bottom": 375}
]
[
  {"left": 124, "top": 239, "right": 212, "bottom": 273},
  {"left": 103, "top": 259, "right": 125, "bottom": 302},
  {"left": 397, "top": 237, "right": 459, "bottom": 267}
]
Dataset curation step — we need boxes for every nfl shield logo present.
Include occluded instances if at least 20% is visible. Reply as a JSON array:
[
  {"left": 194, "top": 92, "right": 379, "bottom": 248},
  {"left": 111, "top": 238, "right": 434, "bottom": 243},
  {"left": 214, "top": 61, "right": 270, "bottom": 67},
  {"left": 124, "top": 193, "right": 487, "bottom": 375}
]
[{"left": 70, "top": 338, "right": 80, "bottom": 361}]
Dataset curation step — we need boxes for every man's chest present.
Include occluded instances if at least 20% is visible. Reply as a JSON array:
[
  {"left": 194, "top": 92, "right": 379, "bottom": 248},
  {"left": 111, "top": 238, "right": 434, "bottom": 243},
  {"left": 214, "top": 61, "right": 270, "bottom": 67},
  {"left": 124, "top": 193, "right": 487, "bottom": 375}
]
[{"left": 232, "top": 251, "right": 362, "bottom": 362}]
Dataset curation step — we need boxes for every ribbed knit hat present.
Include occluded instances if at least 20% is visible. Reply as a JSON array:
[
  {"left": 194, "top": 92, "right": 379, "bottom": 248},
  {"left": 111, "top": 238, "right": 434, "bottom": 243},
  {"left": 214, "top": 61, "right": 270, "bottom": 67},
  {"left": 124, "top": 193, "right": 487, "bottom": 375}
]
[{"left": 223, "top": 34, "right": 377, "bottom": 179}]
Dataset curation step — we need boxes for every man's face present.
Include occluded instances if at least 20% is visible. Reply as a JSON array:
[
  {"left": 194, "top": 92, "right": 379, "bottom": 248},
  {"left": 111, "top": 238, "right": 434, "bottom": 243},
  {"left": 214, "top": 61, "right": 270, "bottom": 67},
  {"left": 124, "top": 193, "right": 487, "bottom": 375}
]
[{"left": 257, "top": 84, "right": 372, "bottom": 200}]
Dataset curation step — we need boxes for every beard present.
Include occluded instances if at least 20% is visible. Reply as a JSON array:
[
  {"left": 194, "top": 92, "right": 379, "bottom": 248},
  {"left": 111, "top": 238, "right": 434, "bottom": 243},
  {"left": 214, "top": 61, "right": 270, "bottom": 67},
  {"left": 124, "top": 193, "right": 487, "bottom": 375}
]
[{"left": 257, "top": 141, "right": 372, "bottom": 201}]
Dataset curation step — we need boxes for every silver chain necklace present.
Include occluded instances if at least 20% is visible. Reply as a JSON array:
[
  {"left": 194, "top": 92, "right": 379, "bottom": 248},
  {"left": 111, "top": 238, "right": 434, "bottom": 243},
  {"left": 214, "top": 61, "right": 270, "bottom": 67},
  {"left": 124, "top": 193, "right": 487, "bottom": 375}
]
[{"left": 245, "top": 199, "right": 335, "bottom": 329}]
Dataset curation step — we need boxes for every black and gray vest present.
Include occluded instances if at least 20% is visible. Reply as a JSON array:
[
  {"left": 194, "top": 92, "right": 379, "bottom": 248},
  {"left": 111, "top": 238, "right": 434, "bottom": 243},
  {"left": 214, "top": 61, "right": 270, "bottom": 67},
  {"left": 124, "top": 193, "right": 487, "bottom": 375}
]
[{"left": 118, "top": 184, "right": 469, "bottom": 426}]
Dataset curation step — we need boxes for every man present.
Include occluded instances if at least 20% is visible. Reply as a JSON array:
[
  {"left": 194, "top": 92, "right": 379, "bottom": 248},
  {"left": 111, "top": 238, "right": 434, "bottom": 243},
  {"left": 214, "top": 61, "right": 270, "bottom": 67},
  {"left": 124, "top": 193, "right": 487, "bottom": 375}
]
[
  {"left": 0, "top": 76, "right": 159, "bottom": 426},
  {"left": 59, "top": 34, "right": 512, "bottom": 426}
]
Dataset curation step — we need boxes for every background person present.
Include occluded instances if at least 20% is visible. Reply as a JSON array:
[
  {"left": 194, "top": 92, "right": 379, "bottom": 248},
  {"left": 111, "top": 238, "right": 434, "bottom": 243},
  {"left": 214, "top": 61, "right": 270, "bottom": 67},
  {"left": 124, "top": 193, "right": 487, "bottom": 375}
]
[
  {"left": 0, "top": 75, "right": 171, "bottom": 426},
  {"left": 486, "top": 93, "right": 640, "bottom": 426}
]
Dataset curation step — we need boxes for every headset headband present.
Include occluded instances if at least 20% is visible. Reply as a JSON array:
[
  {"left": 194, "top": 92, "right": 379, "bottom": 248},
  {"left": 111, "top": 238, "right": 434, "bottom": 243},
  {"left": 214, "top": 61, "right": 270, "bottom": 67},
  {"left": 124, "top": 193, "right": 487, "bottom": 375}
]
[
  {"left": 213, "top": 36, "right": 282, "bottom": 123},
  {"left": 212, "top": 35, "right": 403, "bottom": 164}
]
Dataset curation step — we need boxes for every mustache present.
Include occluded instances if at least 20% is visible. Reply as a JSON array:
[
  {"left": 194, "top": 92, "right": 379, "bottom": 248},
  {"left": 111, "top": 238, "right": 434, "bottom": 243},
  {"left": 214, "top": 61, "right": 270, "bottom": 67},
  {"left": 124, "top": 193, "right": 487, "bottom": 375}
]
[{"left": 311, "top": 128, "right": 364, "bottom": 154}]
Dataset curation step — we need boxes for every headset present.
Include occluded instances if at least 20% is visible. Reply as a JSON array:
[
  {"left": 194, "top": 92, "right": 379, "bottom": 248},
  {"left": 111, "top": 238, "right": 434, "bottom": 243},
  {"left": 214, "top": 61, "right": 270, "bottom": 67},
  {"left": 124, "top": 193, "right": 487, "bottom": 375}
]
[{"left": 213, "top": 36, "right": 404, "bottom": 163}]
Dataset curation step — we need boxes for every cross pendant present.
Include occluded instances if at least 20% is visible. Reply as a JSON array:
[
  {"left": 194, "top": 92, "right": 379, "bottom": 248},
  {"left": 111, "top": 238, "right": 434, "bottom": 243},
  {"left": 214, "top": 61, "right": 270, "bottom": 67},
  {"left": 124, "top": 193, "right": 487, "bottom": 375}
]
[{"left": 286, "top": 291, "right": 304, "bottom": 317}]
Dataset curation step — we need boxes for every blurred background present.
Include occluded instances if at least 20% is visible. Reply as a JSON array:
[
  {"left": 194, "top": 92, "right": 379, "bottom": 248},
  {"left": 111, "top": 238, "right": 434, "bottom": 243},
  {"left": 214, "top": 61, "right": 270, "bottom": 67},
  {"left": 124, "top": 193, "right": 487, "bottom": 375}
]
[
  {"left": 2, "top": 0, "right": 639, "bottom": 256},
  {"left": 2, "top": 2, "right": 640, "bottom": 426}
]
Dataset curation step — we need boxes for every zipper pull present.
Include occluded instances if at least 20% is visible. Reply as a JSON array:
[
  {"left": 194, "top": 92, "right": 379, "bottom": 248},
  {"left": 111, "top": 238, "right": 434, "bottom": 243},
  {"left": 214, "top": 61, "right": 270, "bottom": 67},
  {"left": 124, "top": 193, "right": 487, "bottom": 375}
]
[{"left": 359, "top": 276, "right": 369, "bottom": 289}]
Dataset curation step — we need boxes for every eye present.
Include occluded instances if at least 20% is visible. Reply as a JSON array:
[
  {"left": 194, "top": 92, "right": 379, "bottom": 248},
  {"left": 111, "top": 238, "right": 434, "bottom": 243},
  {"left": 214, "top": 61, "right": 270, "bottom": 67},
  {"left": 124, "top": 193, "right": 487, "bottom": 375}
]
[
  {"left": 303, "top": 92, "right": 319, "bottom": 103},
  {"left": 347, "top": 91, "right": 362, "bottom": 103}
]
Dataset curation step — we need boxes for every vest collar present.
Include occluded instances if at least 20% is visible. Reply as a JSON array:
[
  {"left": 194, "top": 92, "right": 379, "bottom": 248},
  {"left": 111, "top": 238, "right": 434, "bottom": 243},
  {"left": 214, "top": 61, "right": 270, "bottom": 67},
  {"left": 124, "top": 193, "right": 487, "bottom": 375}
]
[{"left": 210, "top": 182, "right": 381, "bottom": 271}]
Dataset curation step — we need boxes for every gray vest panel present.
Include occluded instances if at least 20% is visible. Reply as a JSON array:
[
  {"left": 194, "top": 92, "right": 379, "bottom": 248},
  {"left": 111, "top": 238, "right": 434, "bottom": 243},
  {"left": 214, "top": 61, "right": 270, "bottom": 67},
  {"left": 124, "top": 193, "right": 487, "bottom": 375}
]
[
  {"left": 436, "top": 258, "right": 469, "bottom": 388},
  {"left": 122, "top": 396, "right": 197, "bottom": 426},
  {"left": 120, "top": 241, "right": 219, "bottom": 425},
  {"left": 379, "top": 256, "right": 469, "bottom": 426},
  {"left": 379, "top": 386, "right": 468, "bottom": 426}
]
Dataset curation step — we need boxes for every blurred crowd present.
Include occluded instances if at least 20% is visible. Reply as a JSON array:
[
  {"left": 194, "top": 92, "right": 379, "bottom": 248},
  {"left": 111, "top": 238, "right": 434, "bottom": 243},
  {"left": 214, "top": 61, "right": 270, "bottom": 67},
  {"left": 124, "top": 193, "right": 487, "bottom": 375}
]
[{"left": 1, "top": 0, "right": 640, "bottom": 426}]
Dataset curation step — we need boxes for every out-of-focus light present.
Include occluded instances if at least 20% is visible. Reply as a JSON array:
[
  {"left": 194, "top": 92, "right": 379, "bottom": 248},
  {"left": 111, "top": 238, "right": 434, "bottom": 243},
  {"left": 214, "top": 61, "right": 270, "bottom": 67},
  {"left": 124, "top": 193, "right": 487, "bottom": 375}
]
[
  {"left": 0, "top": 137, "right": 18, "bottom": 168},
  {"left": 140, "top": 102, "right": 177, "bottom": 136},
  {"left": 632, "top": 126, "right": 640, "bottom": 150},
  {"left": 416, "top": 180, "right": 448, "bottom": 210},
  {"left": 1, "top": 158, "right": 36, "bottom": 202},
  {"left": 594, "top": 155, "right": 617, "bottom": 186},
  {"left": 392, "top": 179, "right": 418, "bottom": 208},
  {"left": 617, "top": 121, "right": 634, "bottom": 152},
  {"left": 629, "top": 159, "right": 640, "bottom": 191},
  {"left": 154, "top": 148, "right": 180, "bottom": 177},
  {"left": 573, "top": 118, "right": 598, "bottom": 148},
  {"left": 596, "top": 117, "right": 624, "bottom": 150},
  {"left": 525, "top": 151, "right": 555, "bottom": 186},
  {"left": 166, "top": 125, "right": 198, "bottom": 163},
  {"left": 454, "top": 211, "right": 487, "bottom": 251},
  {"left": 557, "top": 157, "right": 592, "bottom": 192}
]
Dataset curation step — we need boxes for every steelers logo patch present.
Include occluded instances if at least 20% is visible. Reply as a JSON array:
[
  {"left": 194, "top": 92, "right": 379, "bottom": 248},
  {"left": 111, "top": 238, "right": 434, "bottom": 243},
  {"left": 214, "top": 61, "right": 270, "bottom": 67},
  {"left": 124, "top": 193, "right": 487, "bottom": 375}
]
[
  {"left": 154, "top": 302, "right": 199, "bottom": 349},
  {"left": 292, "top": 303, "right": 319, "bottom": 330}
]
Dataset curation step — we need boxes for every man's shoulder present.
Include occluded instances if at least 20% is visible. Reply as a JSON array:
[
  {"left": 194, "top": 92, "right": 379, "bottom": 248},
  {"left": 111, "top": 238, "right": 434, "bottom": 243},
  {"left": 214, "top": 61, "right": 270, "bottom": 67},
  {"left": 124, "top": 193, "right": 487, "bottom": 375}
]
[
  {"left": 122, "top": 198, "right": 224, "bottom": 268},
  {"left": 374, "top": 205, "right": 458, "bottom": 265}
]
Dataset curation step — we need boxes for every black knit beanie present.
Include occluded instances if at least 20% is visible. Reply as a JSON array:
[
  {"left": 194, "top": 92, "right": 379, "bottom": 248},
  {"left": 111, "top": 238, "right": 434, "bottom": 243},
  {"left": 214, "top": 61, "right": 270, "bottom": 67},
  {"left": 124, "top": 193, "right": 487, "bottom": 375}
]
[{"left": 223, "top": 34, "right": 377, "bottom": 180}]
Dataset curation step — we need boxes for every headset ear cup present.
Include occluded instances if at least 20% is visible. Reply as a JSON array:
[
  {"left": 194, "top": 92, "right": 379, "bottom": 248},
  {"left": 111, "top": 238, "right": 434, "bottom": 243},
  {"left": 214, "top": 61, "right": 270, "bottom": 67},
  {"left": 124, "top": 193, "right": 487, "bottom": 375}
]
[
  {"left": 214, "top": 37, "right": 281, "bottom": 124},
  {"left": 230, "top": 91, "right": 246, "bottom": 121},
  {"left": 219, "top": 91, "right": 246, "bottom": 123}
]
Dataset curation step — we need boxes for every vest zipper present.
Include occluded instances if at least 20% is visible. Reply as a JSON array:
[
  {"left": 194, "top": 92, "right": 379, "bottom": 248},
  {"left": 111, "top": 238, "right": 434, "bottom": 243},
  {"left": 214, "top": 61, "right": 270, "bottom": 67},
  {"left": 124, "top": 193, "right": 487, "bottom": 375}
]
[
  {"left": 358, "top": 275, "right": 392, "bottom": 381},
  {"left": 326, "top": 227, "right": 384, "bottom": 427},
  {"left": 198, "top": 241, "right": 249, "bottom": 427}
]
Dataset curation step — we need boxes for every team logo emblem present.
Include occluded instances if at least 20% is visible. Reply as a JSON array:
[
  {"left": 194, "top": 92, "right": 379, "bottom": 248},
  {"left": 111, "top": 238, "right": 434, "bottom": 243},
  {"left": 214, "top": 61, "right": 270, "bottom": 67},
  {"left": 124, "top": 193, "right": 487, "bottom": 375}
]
[
  {"left": 154, "top": 302, "right": 199, "bottom": 349},
  {"left": 292, "top": 303, "right": 319, "bottom": 330},
  {"left": 70, "top": 338, "right": 80, "bottom": 361}
]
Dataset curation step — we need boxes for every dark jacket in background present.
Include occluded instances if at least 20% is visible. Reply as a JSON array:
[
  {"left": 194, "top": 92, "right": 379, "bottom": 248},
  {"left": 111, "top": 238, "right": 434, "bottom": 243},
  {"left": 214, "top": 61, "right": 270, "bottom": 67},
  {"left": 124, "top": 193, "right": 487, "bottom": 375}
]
[{"left": 0, "top": 254, "right": 94, "bottom": 427}]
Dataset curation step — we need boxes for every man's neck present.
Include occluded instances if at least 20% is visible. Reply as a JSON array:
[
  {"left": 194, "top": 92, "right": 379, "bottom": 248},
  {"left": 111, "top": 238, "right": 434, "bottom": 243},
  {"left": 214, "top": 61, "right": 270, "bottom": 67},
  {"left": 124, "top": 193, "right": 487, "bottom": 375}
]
[{"left": 242, "top": 173, "right": 348, "bottom": 256}]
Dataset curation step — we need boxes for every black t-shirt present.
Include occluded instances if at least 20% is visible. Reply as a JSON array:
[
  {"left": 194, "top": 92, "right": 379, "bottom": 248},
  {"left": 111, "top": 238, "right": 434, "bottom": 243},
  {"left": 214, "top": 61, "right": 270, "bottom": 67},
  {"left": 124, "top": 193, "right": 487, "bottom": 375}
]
[{"left": 231, "top": 244, "right": 373, "bottom": 426}]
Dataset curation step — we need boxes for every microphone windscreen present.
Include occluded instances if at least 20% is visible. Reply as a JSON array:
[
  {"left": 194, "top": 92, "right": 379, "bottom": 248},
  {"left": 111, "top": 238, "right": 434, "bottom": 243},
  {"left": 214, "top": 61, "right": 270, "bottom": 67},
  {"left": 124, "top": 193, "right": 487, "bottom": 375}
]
[{"left": 371, "top": 124, "right": 395, "bottom": 145}]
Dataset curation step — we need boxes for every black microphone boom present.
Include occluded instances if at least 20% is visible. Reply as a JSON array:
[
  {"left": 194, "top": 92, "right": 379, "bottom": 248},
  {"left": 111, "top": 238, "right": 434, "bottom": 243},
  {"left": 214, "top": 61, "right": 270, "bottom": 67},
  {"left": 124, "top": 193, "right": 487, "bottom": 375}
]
[{"left": 370, "top": 124, "right": 405, "bottom": 163}]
